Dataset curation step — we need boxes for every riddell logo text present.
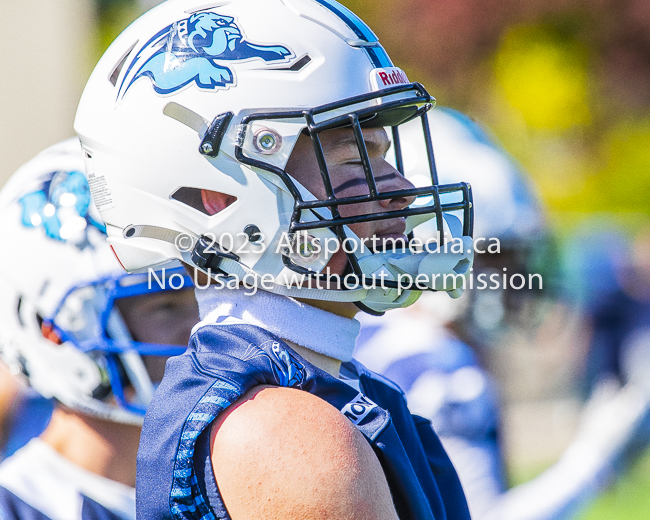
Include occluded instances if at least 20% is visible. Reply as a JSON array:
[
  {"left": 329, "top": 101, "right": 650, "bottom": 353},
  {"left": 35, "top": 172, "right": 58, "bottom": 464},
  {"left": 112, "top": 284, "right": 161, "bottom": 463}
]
[{"left": 378, "top": 69, "right": 408, "bottom": 86}]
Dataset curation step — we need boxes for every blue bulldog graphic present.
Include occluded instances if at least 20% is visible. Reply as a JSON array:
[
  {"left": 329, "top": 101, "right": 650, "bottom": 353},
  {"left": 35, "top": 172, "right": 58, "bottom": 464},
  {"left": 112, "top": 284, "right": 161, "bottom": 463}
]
[
  {"left": 269, "top": 341, "right": 305, "bottom": 388},
  {"left": 120, "top": 12, "right": 292, "bottom": 97},
  {"left": 19, "top": 170, "right": 105, "bottom": 249},
  {"left": 241, "top": 340, "right": 305, "bottom": 388}
]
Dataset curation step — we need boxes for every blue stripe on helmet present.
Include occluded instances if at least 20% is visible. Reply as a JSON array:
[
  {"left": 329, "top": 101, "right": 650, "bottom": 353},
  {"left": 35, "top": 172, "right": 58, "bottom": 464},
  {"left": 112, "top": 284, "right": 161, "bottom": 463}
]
[{"left": 365, "top": 45, "right": 393, "bottom": 68}]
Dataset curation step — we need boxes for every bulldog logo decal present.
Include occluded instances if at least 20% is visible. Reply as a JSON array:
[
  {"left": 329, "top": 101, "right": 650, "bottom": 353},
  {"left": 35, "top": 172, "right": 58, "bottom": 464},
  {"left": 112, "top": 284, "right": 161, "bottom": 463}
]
[
  {"left": 118, "top": 12, "right": 292, "bottom": 98},
  {"left": 19, "top": 170, "right": 106, "bottom": 249}
]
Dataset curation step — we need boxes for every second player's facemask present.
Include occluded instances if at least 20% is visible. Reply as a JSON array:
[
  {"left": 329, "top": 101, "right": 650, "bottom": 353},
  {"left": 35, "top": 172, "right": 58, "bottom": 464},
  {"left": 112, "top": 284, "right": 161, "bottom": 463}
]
[{"left": 46, "top": 268, "right": 194, "bottom": 416}]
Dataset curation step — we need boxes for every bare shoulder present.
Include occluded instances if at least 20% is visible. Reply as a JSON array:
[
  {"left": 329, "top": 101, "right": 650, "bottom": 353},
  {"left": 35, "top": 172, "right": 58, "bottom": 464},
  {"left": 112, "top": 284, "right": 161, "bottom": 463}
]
[{"left": 210, "top": 385, "right": 399, "bottom": 520}]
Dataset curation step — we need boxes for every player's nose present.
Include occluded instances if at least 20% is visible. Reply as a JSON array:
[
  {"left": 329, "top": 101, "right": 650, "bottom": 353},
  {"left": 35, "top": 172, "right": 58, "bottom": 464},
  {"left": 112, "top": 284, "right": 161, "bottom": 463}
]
[{"left": 376, "top": 161, "right": 416, "bottom": 210}]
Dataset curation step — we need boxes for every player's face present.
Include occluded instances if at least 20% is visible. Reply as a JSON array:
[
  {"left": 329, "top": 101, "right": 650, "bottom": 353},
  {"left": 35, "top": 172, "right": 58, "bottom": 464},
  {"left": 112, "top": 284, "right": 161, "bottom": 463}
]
[
  {"left": 115, "top": 288, "right": 198, "bottom": 381},
  {"left": 285, "top": 127, "right": 416, "bottom": 265}
]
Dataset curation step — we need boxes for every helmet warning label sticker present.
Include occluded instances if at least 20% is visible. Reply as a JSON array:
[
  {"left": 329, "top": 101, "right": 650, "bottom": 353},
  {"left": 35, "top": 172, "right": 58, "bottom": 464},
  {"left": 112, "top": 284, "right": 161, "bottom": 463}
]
[
  {"left": 88, "top": 172, "right": 115, "bottom": 211},
  {"left": 370, "top": 67, "right": 409, "bottom": 90},
  {"left": 341, "top": 393, "right": 378, "bottom": 425}
]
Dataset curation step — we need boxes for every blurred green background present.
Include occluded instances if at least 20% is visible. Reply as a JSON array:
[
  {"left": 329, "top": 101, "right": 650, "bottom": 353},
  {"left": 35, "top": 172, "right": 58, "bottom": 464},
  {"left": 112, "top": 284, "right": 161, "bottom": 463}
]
[{"left": 344, "top": 0, "right": 650, "bottom": 229}]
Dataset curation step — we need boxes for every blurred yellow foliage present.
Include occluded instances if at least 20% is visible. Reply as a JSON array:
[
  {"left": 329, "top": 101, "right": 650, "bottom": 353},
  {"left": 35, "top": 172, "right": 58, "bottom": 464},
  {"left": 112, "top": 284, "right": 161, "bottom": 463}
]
[
  {"left": 494, "top": 25, "right": 591, "bottom": 131},
  {"left": 587, "top": 118, "right": 650, "bottom": 213}
]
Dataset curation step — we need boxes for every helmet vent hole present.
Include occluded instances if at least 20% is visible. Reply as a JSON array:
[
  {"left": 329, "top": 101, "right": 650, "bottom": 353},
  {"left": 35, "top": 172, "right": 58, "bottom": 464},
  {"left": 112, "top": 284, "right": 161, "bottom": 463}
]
[
  {"left": 288, "top": 54, "right": 311, "bottom": 72},
  {"left": 268, "top": 54, "right": 312, "bottom": 72},
  {"left": 201, "top": 190, "right": 237, "bottom": 216},
  {"left": 16, "top": 297, "right": 24, "bottom": 327},
  {"left": 41, "top": 323, "right": 63, "bottom": 345},
  {"left": 171, "top": 187, "right": 208, "bottom": 214},
  {"left": 109, "top": 41, "right": 138, "bottom": 86}
]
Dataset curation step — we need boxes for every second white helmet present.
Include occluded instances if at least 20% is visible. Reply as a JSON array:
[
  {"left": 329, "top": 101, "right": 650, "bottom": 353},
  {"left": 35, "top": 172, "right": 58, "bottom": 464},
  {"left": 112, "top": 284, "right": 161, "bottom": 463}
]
[{"left": 0, "top": 139, "right": 196, "bottom": 424}]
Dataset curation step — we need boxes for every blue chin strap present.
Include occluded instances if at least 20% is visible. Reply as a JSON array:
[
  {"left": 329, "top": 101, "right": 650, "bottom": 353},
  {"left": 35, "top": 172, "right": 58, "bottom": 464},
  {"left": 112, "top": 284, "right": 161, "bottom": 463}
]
[{"left": 46, "top": 266, "right": 193, "bottom": 417}]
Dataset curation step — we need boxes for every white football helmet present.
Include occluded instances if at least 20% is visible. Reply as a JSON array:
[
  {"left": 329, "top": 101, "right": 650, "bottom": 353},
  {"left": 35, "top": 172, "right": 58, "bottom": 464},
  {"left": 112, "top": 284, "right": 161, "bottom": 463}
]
[
  {"left": 75, "top": 0, "right": 474, "bottom": 314},
  {"left": 0, "top": 139, "right": 194, "bottom": 425},
  {"left": 398, "top": 108, "right": 545, "bottom": 243},
  {"left": 396, "top": 107, "right": 549, "bottom": 340}
]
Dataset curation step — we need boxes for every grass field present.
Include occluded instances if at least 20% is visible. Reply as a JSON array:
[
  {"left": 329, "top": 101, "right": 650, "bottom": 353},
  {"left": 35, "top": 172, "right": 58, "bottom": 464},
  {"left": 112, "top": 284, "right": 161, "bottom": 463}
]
[
  {"left": 577, "top": 448, "right": 650, "bottom": 520},
  {"left": 507, "top": 446, "right": 650, "bottom": 519}
]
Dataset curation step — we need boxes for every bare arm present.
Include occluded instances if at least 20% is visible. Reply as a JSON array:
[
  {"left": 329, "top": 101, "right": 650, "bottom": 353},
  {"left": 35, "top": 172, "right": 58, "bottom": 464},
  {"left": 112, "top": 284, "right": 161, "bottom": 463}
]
[{"left": 211, "top": 385, "right": 400, "bottom": 520}]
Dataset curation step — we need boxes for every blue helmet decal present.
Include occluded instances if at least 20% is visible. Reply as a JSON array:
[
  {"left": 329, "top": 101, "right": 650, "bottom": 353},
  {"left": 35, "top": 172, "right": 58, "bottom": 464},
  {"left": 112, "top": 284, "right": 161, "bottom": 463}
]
[
  {"left": 19, "top": 170, "right": 105, "bottom": 248},
  {"left": 119, "top": 12, "right": 293, "bottom": 98}
]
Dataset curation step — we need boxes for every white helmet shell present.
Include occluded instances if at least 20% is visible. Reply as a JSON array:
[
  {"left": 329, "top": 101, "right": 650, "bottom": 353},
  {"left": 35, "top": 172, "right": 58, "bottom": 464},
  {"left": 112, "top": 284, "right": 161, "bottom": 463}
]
[
  {"left": 399, "top": 108, "right": 546, "bottom": 244},
  {"left": 0, "top": 139, "right": 191, "bottom": 424},
  {"left": 75, "top": 0, "right": 475, "bottom": 313}
]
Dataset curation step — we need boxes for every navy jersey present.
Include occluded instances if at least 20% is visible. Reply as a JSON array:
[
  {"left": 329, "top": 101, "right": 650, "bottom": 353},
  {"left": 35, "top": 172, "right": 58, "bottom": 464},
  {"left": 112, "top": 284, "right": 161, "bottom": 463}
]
[
  {"left": 355, "top": 313, "right": 506, "bottom": 518},
  {"left": 0, "top": 438, "right": 135, "bottom": 520},
  {"left": 137, "top": 320, "right": 471, "bottom": 520}
]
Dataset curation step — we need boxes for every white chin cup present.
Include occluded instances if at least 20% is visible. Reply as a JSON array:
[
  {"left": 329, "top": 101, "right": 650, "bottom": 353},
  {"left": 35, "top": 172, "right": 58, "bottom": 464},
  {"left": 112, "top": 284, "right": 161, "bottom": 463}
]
[{"left": 357, "top": 235, "right": 474, "bottom": 308}]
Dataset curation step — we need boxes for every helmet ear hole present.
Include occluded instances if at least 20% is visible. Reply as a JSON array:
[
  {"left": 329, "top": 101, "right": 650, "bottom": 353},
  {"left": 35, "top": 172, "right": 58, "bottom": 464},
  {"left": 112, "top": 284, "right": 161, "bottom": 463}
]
[
  {"left": 41, "top": 323, "right": 63, "bottom": 345},
  {"left": 171, "top": 187, "right": 237, "bottom": 216},
  {"left": 109, "top": 41, "right": 137, "bottom": 87},
  {"left": 201, "top": 189, "right": 237, "bottom": 216},
  {"left": 171, "top": 187, "right": 206, "bottom": 213}
]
